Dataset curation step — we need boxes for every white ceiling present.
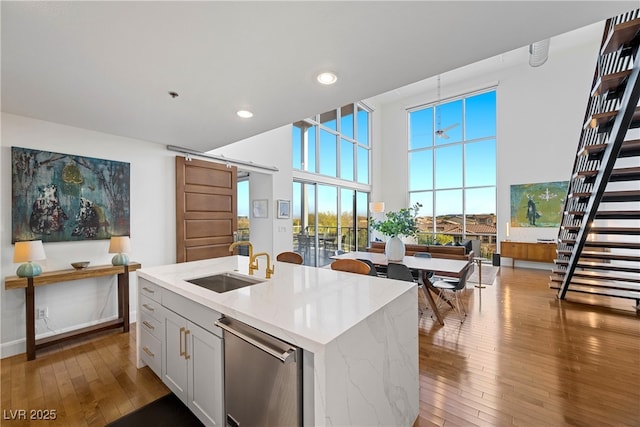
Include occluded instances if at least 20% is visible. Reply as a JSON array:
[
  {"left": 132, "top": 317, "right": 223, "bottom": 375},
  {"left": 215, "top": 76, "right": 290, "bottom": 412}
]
[{"left": 2, "top": 1, "right": 637, "bottom": 153}]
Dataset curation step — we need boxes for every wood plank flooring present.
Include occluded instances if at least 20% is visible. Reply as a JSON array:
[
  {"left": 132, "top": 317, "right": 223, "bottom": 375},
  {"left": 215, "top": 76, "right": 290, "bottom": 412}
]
[
  {"left": 417, "top": 267, "right": 639, "bottom": 427},
  {"left": 1, "top": 267, "right": 639, "bottom": 426}
]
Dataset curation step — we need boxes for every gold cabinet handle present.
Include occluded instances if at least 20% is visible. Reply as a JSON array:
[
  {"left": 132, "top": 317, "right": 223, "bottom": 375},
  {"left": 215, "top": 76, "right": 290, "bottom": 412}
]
[
  {"left": 184, "top": 329, "right": 191, "bottom": 360},
  {"left": 179, "top": 327, "right": 186, "bottom": 357},
  {"left": 143, "top": 346, "right": 155, "bottom": 357},
  {"left": 142, "top": 321, "right": 154, "bottom": 330},
  {"left": 142, "top": 303, "right": 154, "bottom": 312}
]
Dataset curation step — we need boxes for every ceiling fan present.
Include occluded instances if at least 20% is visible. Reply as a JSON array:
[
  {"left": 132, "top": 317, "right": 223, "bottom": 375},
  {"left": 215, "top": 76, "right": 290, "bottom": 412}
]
[
  {"left": 435, "top": 75, "right": 460, "bottom": 139},
  {"left": 435, "top": 124, "right": 459, "bottom": 139}
]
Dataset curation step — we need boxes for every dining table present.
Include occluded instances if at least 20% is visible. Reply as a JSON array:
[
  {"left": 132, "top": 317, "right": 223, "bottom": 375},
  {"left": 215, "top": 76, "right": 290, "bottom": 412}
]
[{"left": 330, "top": 251, "right": 471, "bottom": 325}]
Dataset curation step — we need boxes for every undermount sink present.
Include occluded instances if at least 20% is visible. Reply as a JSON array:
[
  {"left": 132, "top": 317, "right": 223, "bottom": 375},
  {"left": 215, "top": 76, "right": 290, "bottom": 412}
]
[{"left": 186, "top": 271, "right": 264, "bottom": 293}]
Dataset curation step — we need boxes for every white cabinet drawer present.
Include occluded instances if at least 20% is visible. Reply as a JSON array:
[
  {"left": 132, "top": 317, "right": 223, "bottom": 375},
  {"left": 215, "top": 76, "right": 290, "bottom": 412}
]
[
  {"left": 140, "top": 294, "right": 161, "bottom": 320},
  {"left": 140, "top": 311, "right": 163, "bottom": 340},
  {"left": 139, "top": 278, "right": 162, "bottom": 303},
  {"left": 140, "top": 328, "right": 161, "bottom": 377},
  {"left": 162, "top": 289, "right": 222, "bottom": 337}
]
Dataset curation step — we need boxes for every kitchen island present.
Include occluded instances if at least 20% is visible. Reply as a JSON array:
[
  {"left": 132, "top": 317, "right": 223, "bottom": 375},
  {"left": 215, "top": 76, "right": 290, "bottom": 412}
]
[{"left": 137, "top": 256, "right": 419, "bottom": 426}]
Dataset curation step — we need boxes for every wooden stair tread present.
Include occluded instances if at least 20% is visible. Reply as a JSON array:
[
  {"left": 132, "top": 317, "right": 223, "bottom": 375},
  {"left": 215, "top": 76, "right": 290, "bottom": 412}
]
[
  {"left": 584, "top": 106, "right": 640, "bottom": 130},
  {"left": 566, "top": 210, "right": 640, "bottom": 220},
  {"left": 573, "top": 166, "right": 640, "bottom": 182},
  {"left": 558, "top": 240, "right": 640, "bottom": 249},
  {"left": 560, "top": 226, "right": 640, "bottom": 235},
  {"left": 578, "top": 139, "right": 640, "bottom": 160},
  {"left": 556, "top": 250, "right": 640, "bottom": 262},
  {"left": 591, "top": 70, "right": 632, "bottom": 96},
  {"left": 551, "top": 269, "right": 640, "bottom": 283},
  {"left": 568, "top": 190, "right": 640, "bottom": 202},
  {"left": 601, "top": 17, "right": 640, "bottom": 55},
  {"left": 554, "top": 259, "right": 640, "bottom": 273},
  {"left": 549, "top": 282, "right": 640, "bottom": 300},
  {"left": 550, "top": 277, "right": 640, "bottom": 291}
]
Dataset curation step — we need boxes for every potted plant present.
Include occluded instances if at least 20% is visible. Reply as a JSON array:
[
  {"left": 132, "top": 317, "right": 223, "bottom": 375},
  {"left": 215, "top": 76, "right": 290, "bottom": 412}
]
[{"left": 370, "top": 203, "right": 422, "bottom": 261}]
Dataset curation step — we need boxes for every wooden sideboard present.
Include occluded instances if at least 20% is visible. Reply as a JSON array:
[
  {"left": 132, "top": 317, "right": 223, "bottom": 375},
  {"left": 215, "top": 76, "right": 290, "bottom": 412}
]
[
  {"left": 500, "top": 241, "right": 557, "bottom": 267},
  {"left": 5, "top": 262, "right": 141, "bottom": 360}
]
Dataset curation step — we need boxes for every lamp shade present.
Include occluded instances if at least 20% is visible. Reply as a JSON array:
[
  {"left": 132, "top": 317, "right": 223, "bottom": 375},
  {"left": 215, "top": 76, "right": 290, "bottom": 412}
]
[
  {"left": 109, "top": 236, "right": 131, "bottom": 266},
  {"left": 13, "top": 240, "right": 46, "bottom": 263},
  {"left": 369, "top": 202, "right": 385, "bottom": 213},
  {"left": 108, "top": 236, "right": 131, "bottom": 254}
]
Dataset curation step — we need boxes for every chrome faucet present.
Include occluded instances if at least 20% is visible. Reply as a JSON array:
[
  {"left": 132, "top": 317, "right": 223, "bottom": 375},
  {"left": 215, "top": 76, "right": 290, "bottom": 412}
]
[
  {"left": 251, "top": 252, "right": 275, "bottom": 279},
  {"left": 228, "top": 241, "right": 258, "bottom": 275}
]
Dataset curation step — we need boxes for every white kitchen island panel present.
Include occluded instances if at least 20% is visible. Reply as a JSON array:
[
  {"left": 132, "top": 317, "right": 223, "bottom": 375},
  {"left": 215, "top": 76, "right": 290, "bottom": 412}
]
[
  {"left": 309, "top": 288, "right": 418, "bottom": 426},
  {"left": 137, "top": 256, "right": 419, "bottom": 426}
]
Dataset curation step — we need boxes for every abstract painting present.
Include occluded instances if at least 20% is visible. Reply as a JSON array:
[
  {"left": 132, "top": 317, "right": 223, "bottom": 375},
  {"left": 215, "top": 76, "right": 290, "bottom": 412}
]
[
  {"left": 510, "top": 181, "right": 569, "bottom": 228},
  {"left": 11, "top": 147, "right": 130, "bottom": 243}
]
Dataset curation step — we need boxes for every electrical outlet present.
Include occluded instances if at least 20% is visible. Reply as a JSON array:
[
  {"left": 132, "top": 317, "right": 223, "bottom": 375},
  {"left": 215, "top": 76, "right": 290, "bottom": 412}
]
[{"left": 37, "top": 307, "right": 48, "bottom": 319}]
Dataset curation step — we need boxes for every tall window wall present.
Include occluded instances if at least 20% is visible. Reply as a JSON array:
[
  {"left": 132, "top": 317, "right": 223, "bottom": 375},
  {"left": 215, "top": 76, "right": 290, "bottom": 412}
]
[
  {"left": 408, "top": 89, "right": 497, "bottom": 259},
  {"left": 292, "top": 103, "right": 371, "bottom": 266}
]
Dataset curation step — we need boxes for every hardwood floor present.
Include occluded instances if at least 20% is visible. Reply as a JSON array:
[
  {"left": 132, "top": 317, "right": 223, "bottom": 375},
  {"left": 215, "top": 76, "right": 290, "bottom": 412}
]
[
  {"left": 417, "top": 267, "right": 639, "bottom": 427},
  {"left": 1, "top": 330, "right": 169, "bottom": 426},
  {"left": 1, "top": 267, "right": 638, "bottom": 426}
]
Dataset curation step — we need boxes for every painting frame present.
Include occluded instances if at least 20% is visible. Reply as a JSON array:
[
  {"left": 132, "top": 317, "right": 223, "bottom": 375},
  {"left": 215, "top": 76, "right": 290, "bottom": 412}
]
[
  {"left": 252, "top": 199, "right": 268, "bottom": 218},
  {"left": 11, "top": 146, "right": 130, "bottom": 243},
  {"left": 510, "top": 180, "right": 569, "bottom": 228},
  {"left": 277, "top": 199, "right": 291, "bottom": 219}
]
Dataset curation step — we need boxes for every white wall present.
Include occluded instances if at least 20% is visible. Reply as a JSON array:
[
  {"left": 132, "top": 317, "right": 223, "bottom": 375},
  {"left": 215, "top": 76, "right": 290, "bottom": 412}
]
[
  {"left": 372, "top": 24, "right": 602, "bottom": 268},
  {"left": 210, "top": 125, "right": 294, "bottom": 258},
  {"left": 1, "top": 113, "right": 176, "bottom": 357}
]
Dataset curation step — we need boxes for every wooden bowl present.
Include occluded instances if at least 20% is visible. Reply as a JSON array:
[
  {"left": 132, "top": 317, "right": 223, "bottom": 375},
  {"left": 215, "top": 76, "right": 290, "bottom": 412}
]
[{"left": 71, "top": 261, "right": 90, "bottom": 270}]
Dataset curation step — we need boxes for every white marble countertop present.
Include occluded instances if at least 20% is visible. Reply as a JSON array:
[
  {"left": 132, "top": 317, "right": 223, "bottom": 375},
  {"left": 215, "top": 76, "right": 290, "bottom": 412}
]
[{"left": 137, "top": 256, "right": 416, "bottom": 353}]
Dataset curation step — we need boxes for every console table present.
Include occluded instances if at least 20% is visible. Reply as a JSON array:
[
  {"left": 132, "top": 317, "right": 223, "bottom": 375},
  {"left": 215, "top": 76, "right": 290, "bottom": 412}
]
[
  {"left": 4, "top": 262, "right": 141, "bottom": 360},
  {"left": 500, "top": 241, "right": 557, "bottom": 267}
]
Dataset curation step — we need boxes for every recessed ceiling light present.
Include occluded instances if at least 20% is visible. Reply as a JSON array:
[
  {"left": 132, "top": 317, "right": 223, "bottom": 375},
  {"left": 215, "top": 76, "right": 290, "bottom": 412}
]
[
  {"left": 237, "top": 110, "right": 253, "bottom": 118},
  {"left": 317, "top": 72, "right": 338, "bottom": 85}
]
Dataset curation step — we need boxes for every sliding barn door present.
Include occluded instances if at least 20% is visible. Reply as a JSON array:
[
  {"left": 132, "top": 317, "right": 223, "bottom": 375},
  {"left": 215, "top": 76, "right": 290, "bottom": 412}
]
[{"left": 176, "top": 157, "right": 237, "bottom": 262}]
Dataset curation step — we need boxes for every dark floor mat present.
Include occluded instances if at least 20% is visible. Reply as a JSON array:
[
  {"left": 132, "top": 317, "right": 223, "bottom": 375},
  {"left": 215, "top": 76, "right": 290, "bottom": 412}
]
[{"left": 105, "top": 393, "right": 204, "bottom": 427}]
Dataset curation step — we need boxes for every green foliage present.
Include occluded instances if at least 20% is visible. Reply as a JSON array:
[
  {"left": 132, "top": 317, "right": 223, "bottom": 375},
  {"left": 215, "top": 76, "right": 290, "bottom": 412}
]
[
  {"left": 416, "top": 233, "right": 453, "bottom": 245},
  {"left": 370, "top": 203, "right": 422, "bottom": 238}
]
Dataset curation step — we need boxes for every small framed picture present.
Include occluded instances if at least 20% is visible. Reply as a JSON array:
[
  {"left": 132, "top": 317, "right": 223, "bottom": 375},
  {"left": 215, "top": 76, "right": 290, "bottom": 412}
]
[
  {"left": 252, "top": 199, "right": 268, "bottom": 218},
  {"left": 277, "top": 199, "right": 291, "bottom": 219}
]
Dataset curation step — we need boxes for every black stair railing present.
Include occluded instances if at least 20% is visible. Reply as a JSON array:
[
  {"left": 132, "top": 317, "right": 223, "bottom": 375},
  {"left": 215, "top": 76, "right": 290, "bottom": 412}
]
[{"left": 558, "top": 48, "right": 640, "bottom": 299}]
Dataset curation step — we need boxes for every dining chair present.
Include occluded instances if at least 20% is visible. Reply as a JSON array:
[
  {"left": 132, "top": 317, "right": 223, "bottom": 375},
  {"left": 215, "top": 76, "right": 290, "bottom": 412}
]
[
  {"left": 357, "top": 258, "right": 379, "bottom": 277},
  {"left": 330, "top": 259, "right": 371, "bottom": 275},
  {"left": 413, "top": 252, "right": 434, "bottom": 284},
  {"left": 276, "top": 251, "right": 304, "bottom": 265},
  {"left": 386, "top": 263, "right": 431, "bottom": 319},
  {"left": 431, "top": 261, "right": 473, "bottom": 323},
  {"left": 386, "top": 263, "right": 415, "bottom": 282}
]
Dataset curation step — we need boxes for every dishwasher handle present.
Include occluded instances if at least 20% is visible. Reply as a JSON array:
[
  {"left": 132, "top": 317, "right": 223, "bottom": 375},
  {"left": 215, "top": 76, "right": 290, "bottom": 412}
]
[{"left": 215, "top": 319, "right": 296, "bottom": 364}]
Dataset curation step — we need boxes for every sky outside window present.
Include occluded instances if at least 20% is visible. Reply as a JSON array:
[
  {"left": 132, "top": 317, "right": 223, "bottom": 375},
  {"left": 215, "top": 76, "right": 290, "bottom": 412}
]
[{"left": 408, "top": 88, "right": 496, "bottom": 243}]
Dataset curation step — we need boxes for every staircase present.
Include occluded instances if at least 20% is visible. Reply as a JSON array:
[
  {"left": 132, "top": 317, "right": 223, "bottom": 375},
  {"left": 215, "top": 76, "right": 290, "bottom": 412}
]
[{"left": 550, "top": 9, "right": 640, "bottom": 310}]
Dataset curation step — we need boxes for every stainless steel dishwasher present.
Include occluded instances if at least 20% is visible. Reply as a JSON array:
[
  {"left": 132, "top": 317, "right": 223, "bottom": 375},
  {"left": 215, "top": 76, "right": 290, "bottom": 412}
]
[{"left": 215, "top": 317, "right": 302, "bottom": 427}]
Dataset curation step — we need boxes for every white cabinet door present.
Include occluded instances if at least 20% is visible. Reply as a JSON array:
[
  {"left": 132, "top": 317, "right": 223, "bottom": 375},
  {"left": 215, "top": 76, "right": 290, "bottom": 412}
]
[
  {"left": 187, "top": 321, "right": 224, "bottom": 426},
  {"left": 163, "top": 307, "right": 224, "bottom": 427},
  {"left": 163, "top": 308, "right": 188, "bottom": 401}
]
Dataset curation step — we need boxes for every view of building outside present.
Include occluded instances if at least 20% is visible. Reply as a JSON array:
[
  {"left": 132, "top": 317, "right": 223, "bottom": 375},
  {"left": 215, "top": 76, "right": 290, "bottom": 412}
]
[{"left": 409, "top": 89, "right": 497, "bottom": 260}]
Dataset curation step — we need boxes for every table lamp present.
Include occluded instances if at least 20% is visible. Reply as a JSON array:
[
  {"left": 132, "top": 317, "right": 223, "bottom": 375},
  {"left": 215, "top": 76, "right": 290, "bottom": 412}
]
[
  {"left": 14, "top": 240, "right": 46, "bottom": 277},
  {"left": 109, "top": 236, "right": 131, "bottom": 266}
]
